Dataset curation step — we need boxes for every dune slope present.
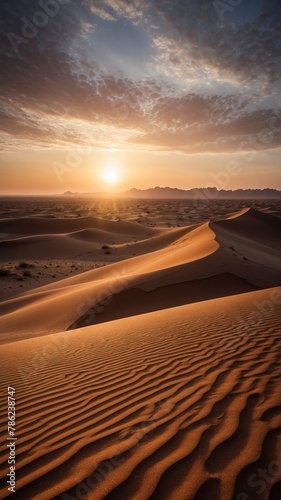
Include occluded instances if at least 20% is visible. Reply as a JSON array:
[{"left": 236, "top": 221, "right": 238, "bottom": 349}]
[{"left": 0, "top": 288, "right": 280, "bottom": 499}]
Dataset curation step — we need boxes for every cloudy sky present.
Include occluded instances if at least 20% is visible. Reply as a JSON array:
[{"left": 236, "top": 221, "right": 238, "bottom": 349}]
[{"left": 0, "top": 0, "right": 280, "bottom": 193}]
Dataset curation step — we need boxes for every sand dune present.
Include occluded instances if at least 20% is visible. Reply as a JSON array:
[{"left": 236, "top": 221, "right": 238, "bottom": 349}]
[
  {"left": 0, "top": 224, "right": 195, "bottom": 263},
  {"left": 210, "top": 208, "right": 281, "bottom": 268},
  {"left": 0, "top": 216, "right": 159, "bottom": 238},
  {"left": 0, "top": 206, "right": 280, "bottom": 499},
  {"left": 0, "top": 217, "right": 162, "bottom": 261},
  {"left": 0, "top": 288, "right": 280, "bottom": 499},
  {"left": 0, "top": 208, "right": 280, "bottom": 342}
]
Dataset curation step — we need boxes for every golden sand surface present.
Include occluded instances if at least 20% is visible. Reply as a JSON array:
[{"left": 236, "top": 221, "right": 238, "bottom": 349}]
[{"left": 0, "top": 200, "right": 280, "bottom": 499}]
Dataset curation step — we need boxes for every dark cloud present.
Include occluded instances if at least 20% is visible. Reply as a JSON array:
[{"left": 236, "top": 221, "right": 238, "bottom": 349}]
[
  {"left": 0, "top": 0, "right": 280, "bottom": 153},
  {"left": 152, "top": 0, "right": 281, "bottom": 86},
  {"left": 130, "top": 104, "right": 281, "bottom": 153}
]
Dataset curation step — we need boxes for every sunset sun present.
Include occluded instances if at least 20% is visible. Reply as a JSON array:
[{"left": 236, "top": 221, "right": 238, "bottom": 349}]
[{"left": 101, "top": 164, "right": 120, "bottom": 185}]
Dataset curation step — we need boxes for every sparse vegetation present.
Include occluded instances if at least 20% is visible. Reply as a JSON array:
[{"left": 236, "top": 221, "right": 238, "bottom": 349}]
[
  {"left": 22, "top": 270, "right": 32, "bottom": 277},
  {"left": 0, "top": 268, "right": 12, "bottom": 276},
  {"left": 17, "top": 261, "right": 34, "bottom": 270}
]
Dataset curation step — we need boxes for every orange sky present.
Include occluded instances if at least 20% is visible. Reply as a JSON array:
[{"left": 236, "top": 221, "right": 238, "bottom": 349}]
[
  {"left": 1, "top": 148, "right": 280, "bottom": 195},
  {"left": 0, "top": 0, "right": 280, "bottom": 194}
]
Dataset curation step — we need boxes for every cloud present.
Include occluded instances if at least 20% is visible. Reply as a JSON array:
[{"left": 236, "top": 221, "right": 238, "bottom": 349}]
[
  {"left": 0, "top": 0, "right": 280, "bottom": 154},
  {"left": 88, "top": 3, "right": 116, "bottom": 22},
  {"left": 151, "top": 0, "right": 281, "bottom": 88},
  {"left": 130, "top": 100, "right": 281, "bottom": 153}
]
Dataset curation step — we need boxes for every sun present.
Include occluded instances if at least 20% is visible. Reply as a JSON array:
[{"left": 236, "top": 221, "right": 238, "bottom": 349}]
[
  {"left": 101, "top": 164, "right": 120, "bottom": 185},
  {"left": 103, "top": 169, "right": 118, "bottom": 184}
]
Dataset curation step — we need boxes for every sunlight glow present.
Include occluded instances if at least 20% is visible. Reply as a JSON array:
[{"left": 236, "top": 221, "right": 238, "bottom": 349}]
[{"left": 101, "top": 163, "right": 120, "bottom": 185}]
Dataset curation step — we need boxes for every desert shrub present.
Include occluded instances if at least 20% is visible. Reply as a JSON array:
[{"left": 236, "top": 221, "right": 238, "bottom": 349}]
[
  {"left": 17, "top": 261, "right": 34, "bottom": 269},
  {"left": 22, "top": 270, "right": 32, "bottom": 277},
  {"left": 0, "top": 268, "right": 12, "bottom": 276}
]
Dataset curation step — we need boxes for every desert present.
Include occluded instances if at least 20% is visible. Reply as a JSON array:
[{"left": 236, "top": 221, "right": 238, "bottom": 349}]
[
  {"left": 1, "top": 1, "right": 281, "bottom": 498},
  {"left": 0, "top": 197, "right": 280, "bottom": 499}
]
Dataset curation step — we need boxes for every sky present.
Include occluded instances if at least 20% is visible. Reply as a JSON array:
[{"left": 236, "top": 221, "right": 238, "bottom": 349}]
[{"left": 0, "top": 0, "right": 280, "bottom": 194}]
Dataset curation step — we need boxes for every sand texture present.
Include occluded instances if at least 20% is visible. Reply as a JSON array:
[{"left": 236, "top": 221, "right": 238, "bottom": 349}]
[{"left": 0, "top": 203, "right": 280, "bottom": 499}]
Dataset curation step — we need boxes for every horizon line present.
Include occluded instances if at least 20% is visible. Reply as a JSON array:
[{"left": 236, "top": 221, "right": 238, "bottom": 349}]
[{"left": 1, "top": 186, "right": 281, "bottom": 197}]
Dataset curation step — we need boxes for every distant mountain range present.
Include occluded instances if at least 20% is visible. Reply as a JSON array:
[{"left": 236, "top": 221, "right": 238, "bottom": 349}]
[{"left": 63, "top": 187, "right": 281, "bottom": 199}]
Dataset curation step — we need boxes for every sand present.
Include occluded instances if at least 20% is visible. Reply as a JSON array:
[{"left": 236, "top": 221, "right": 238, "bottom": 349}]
[{"left": 0, "top": 201, "right": 280, "bottom": 499}]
